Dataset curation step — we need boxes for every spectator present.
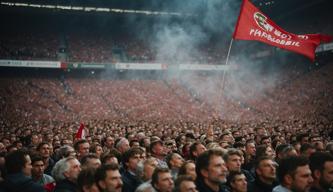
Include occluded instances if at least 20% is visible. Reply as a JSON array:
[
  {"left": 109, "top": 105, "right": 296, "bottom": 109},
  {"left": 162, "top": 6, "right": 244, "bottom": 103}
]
[
  {"left": 95, "top": 163, "right": 123, "bottom": 192},
  {"left": 31, "top": 154, "right": 55, "bottom": 186},
  {"left": 309, "top": 152, "right": 333, "bottom": 192},
  {"left": 77, "top": 168, "right": 99, "bottom": 192},
  {"left": 174, "top": 175, "right": 198, "bottom": 192},
  {"left": 178, "top": 160, "right": 197, "bottom": 180},
  {"left": 226, "top": 171, "right": 247, "bottom": 192},
  {"left": 37, "top": 142, "right": 55, "bottom": 175},
  {"left": 165, "top": 153, "right": 184, "bottom": 179},
  {"left": 189, "top": 142, "right": 207, "bottom": 161},
  {"left": 122, "top": 148, "right": 142, "bottom": 192},
  {"left": 150, "top": 140, "right": 168, "bottom": 168},
  {"left": 1, "top": 150, "right": 45, "bottom": 192},
  {"left": 273, "top": 156, "right": 313, "bottom": 192},
  {"left": 151, "top": 167, "right": 174, "bottom": 192},
  {"left": 195, "top": 149, "right": 229, "bottom": 192},
  {"left": 250, "top": 156, "right": 278, "bottom": 192},
  {"left": 74, "top": 139, "right": 90, "bottom": 160},
  {"left": 52, "top": 157, "right": 81, "bottom": 192},
  {"left": 80, "top": 154, "right": 101, "bottom": 170}
]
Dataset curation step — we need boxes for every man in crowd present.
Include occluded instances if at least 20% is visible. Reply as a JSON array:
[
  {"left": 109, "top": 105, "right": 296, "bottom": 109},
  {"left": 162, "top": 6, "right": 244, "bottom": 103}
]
[
  {"left": 31, "top": 154, "right": 55, "bottom": 186},
  {"left": 309, "top": 152, "right": 333, "bottom": 192},
  {"left": 150, "top": 140, "right": 168, "bottom": 168},
  {"left": 174, "top": 175, "right": 198, "bottom": 192},
  {"left": 74, "top": 139, "right": 90, "bottom": 160},
  {"left": 52, "top": 157, "right": 81, "bottom": 192},
  {"left": 189, "top": 142, "right": 207, "bottom": 161},
  {"left": 80, "top": 154, "right": 101, "bottom": 170},
  {"left": 151, "top": 167, "right": 174, "bottom": 192},
  {"left": 273, "top": 155, "right": 313, "bottom": 192},
  {"left": 250, "top": 156, "right": 278, "bottom": 192},
  {"left": 227, "top": 171, "right": 247, "bottom": 192},
  {"left": 122, "top": 148, "right": 142, "bottom": 192},
  {"left": 96, "top": 163, "right": 123, "bottom": 192},
  {"left": 37, "top": 142, "right": 55, "bottom": 175},
  {"left": 1, "top": 150, "right": 45, "bottom": 191},
  {"left": 195, "top": 149, "right": 229, "bottom": 192},
  {"left": 166, "top": 152, "right": 184, "bottom": 179}
]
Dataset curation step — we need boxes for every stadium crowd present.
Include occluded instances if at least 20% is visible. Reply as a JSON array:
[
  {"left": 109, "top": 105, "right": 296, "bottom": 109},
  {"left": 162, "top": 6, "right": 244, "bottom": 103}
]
[{"left": 0, "top": 60, "right": 333, "bottom": 192}]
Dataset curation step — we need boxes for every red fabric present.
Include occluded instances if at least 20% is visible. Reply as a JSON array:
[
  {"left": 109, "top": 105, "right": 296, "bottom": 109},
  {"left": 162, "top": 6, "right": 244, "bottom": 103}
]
[
  {"left": 75, "top": 123, "right": 85, "bottom": 139},
  {"left": 233, "top": 0, "right": 332, "bottom": 61}
]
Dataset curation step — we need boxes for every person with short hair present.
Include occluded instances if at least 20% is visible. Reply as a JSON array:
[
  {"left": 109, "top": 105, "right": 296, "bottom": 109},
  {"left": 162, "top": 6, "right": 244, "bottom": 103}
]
[
  {"left": 80, "top": 153, "right": 101, "bottom": 170},
  {"left": 31, "top": 154, "right": 55, "bottom": 186},
  {"left": 189, "top": 142, "right": 207, "bottom": 161},
  {"left": 95, "top": 163, "right": 123, "bottom": 192},
  {"left": 151, "top": 167, "right": 174, "bottom": 192},
  {"left": 195, "top": 149, "right": 229, "bottom": 192},
  {"left": 227, "top": 171, "right": 247, "bottom": 192},
  {"left": 174, "top": 175, "right": 198, "bottom": 192},
  {"left": 1, "top": 150, "right": 45, "bottom": 192},
  {"left": 250, "top": 156, "right": 278, "bottom": 192},
  {"left": 52, "top": 157, "right": 81, "bottom": 192},
  {"left": 273, "top": 156, "right": 313, "bottom": 192},
  {"left": 150, "top": 140, "right": 168, "bottom": 168},
  {"left": 309, "top": 152, "right": 333, "bottom": 192},
  {"left": 37, "top": 142, "right": 55, "bottom": 176},
  {"left": 178, "top": 160, "right": 197, "bottom": 181},
  {"left": 74, "top": 139, "right": 90, "bottom": 160},
  {"left": 77, "top": 168, "right": 99, "bottom": 192},
  {"left": 122, "top": 148, "right": 143, "bottom": 192},
  {"left": 165, "top": 153, "right": 184, "bottom": 179}
]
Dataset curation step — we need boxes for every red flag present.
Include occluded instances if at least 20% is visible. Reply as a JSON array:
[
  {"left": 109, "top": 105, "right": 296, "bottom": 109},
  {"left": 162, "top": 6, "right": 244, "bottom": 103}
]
[
  {"left": 233, "top": 0, "right": 332, "bottom": 61},
  {"left": 75, "top": 123, "right": 86, "bottom": 139}
]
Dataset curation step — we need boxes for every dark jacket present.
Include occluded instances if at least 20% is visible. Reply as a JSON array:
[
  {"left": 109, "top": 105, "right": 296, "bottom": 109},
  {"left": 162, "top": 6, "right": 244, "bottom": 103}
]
[
  {"left": 196, "top": 178, "right": 230, "bottom": 192},
  {"left": 0, "top": 172, "right": 45, "bottom": 192},
  {"left": 54, "top": 179, "right": 77, "bottom": 192},
  {"left": 122, "top": 170, "right": 142, "bottom": 192},
  {"left": 249, "top": 178, "right": 278, "bottom": 192}
]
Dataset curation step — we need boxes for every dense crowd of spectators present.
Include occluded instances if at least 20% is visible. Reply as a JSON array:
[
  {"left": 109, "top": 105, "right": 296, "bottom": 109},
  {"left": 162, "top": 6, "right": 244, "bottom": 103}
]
[{"left": 0, "top": 32, "right": 227, "bottom": 64}]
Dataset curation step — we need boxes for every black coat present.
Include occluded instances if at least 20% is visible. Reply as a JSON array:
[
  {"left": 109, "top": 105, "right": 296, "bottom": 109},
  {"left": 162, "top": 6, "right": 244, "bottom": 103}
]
[
  {"left": 122, "top": 170, "right": 142, "bottom": 192},
  {"left": 196, "top": 178, "right": 230, "bottom": 192},
  {"left": 54, "top": 179, "right": 78, "bottom": 192},
  {"left": 0, "top": 172, "right": 45, "bottom": 192}
]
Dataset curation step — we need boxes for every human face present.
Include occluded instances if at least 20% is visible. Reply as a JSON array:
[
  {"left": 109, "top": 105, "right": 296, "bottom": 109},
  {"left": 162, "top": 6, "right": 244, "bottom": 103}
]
[
  {"left": 126, "top": 154, "right": 140, "bottom": 172},
  {"left": 265, "top": 147, "right": 275, "bottom": 159},
  {"left": 226, "top": 155, "right": 242, "bottom": 172},
  {"left": 185, "top": 163, "right": 197, "bottom": 180},
  {"left": 290, "top": 165, "right": 313, "bottom": 192},
  {"left": 319, "top": 161, "right": 333, "bottom": 190},
  {"left": 194, "top": 144, "right": 206, "bottom": 157},
  {"left": 171, "top": 153, "right": 184, "bottom": 169},
  {"left": 179, "top": 180, "right": 198, "bottom": 192},
  {"left": 64, "top": 159, "right": 81, "bottom": 182},
  {"left": 246, "top": 143, "right": 256, "bottom": 156},
  {"left": 256, "top": 159, "right": 276, "bottom": 182},
  {"left": 155, "top": 172, "right": 174, "bottom": 192},
  {"left": 39, "top": 144, "right": 50, "bottom": 158},
  {"left": 79, "top": 142, "right": 90, "bottom": 158},
  {"left": 32, "top": 160, "right": 45, "bottom": 178},
  {"left": 83, "top": 183, "right": 100, "bottom": 192},
  {"left": 95, "top": 146, "right": 103, "bottom": 157},
  {"left": 22, "top": 155, "right": 33, "bottom": 177},
  {"left": 203, "top": 155, "right": 228, "bottom": 184},
  {"left": 231, "top": 174, "right": 247, "bottom": 192},
  {"left": 99, "top": 170, "right": 123, "bottom": 192}
]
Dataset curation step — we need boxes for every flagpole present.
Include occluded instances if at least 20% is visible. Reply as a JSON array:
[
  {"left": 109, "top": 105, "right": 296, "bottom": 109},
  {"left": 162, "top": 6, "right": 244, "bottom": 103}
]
[
  {"left": 221, "top": 38, "right": 234, "bottom": 90},
  {"left": 216, "top": 38, "right": 234, "bottom": 118}
]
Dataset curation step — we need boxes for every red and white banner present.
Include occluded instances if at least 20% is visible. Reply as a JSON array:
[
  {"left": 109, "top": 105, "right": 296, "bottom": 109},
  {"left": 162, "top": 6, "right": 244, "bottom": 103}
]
[
  {"left": 233, "top": 0, "right": 332, "bottom": 61},
  {"left": 75, "top": 123, "right": 86, "bottom": 139}
]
